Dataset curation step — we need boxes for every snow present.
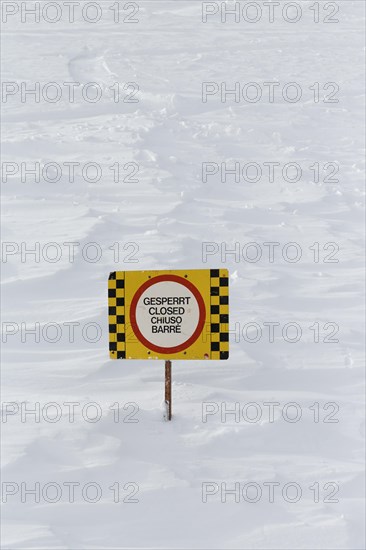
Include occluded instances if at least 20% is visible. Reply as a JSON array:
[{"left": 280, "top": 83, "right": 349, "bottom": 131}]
[{"left": 1, "top": 1, "right": 365, "bottom": 549}]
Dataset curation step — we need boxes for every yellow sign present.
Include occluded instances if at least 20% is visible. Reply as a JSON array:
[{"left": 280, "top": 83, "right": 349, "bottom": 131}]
[{"left": 108, "top": 269, "right": 229, "bottom": 360}]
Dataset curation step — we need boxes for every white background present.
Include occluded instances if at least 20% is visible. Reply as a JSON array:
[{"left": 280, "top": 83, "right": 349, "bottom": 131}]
[{"left": 1, "top": 1, "right": 365, "bottom": 549}]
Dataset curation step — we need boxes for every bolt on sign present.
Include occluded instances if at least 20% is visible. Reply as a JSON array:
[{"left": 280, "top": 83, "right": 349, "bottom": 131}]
[{"left": 108, "top": 269, "right": 229, "bottom": 360}]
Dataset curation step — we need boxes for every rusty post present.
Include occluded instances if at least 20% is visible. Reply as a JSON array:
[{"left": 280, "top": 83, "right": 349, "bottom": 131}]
[{"left": 165, "top": 360, "right": 172, "bottom": 420}]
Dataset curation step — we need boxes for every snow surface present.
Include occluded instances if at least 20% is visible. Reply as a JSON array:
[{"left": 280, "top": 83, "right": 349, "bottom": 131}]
[{"left": 1, "top": 1, "right": 365, "bottom": 549}]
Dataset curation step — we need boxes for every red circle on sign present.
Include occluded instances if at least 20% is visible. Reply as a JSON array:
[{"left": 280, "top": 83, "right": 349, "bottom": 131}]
[{"left": 130, "top": 275, "right": 206, "bottom": 354}]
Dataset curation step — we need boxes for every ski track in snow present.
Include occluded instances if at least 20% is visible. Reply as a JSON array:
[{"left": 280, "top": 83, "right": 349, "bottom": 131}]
[{"left": 1, "top": 2, "right": 365, "bottom": 549}]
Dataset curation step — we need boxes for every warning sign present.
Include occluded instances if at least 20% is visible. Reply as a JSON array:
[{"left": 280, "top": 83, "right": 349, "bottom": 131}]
[{"left": 108, "top": 269, "right": 229, "bottom": 360}]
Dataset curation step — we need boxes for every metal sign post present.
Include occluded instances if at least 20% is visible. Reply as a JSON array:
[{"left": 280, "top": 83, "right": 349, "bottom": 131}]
[{"left": 165, "top": 360, "right": 172, "bottom": 421}]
